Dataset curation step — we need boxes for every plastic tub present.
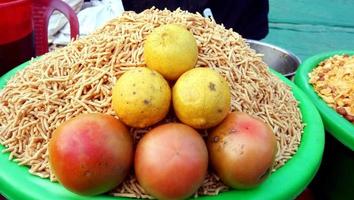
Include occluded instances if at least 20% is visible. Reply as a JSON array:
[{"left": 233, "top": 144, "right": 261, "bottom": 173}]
[
  {"left": 0, "top": 0, "right": 34, "bottom": 75},
  {"left": 294, "top": 51, "right": 354, "bottom": 199},
  {"left": 0, "top": 61, "right": 324, "bottom": 200},
  {"left": 294, "top": 51, "right": 354, "bottom": 150},
  {"left": 0, "top": 0, "right": 79, "bottom": 75}
]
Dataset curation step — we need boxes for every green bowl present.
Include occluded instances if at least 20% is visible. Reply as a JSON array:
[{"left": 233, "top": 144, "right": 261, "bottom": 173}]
[
  {"left": 294, "top": 51, "right": 354, "bottom": 151},
  {"left": 0, "top": 62, "right": 324, "bottom": 200}
]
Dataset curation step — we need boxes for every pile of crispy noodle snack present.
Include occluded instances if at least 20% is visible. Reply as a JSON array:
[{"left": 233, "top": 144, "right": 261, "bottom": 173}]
[{"left": 0, "top": 8, "right": 303, "bottom": 198}]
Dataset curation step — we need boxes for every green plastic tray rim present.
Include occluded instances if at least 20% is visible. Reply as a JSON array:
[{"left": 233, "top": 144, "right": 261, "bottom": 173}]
[
  {"left": 294, "top": 50, "right": 354, "bottom": 151},
  {"left": 0, "top": 61, "right": 324, "bottom": 200}
]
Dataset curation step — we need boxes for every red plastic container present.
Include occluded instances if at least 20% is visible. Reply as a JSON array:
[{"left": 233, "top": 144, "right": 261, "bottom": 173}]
[
  {"left": 0, "top": 0, "right": 33, "bottom": 45},
  {"left": 0, "top": 0, "right": 34, "bottom": 75},
  {"left": 0, "top": 0, "right": 79, "bottom": 75}
]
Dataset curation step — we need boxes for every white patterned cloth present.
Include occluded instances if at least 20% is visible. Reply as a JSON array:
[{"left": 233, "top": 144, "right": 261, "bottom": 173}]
[{"left": 50, "top": 0, "right": 124, "bottom": 45}]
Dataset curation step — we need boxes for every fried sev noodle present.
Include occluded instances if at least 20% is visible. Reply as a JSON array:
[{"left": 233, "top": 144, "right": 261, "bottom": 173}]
[{"left": 0, "top": 8, "right": 303, "bottom": 198}]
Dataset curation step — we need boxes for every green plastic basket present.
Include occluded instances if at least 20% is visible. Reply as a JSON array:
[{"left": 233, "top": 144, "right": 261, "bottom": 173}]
[
  {"left": 294, "top": 51, "right": 354, "bottom": 151},
  {"left": 0, "top": 62, "right": 324, "bottom": 200}
]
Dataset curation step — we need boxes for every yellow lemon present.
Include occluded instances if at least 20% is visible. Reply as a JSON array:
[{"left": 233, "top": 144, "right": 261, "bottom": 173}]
[
  {"left": 144, "top": 24, "right": 198, "bottom": 80},
  {"left": 173, "top": 68, "right": 231, "bottom": 129},
  {"left": 112, "top": 68, "right": 171, "bottom": 128}
]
